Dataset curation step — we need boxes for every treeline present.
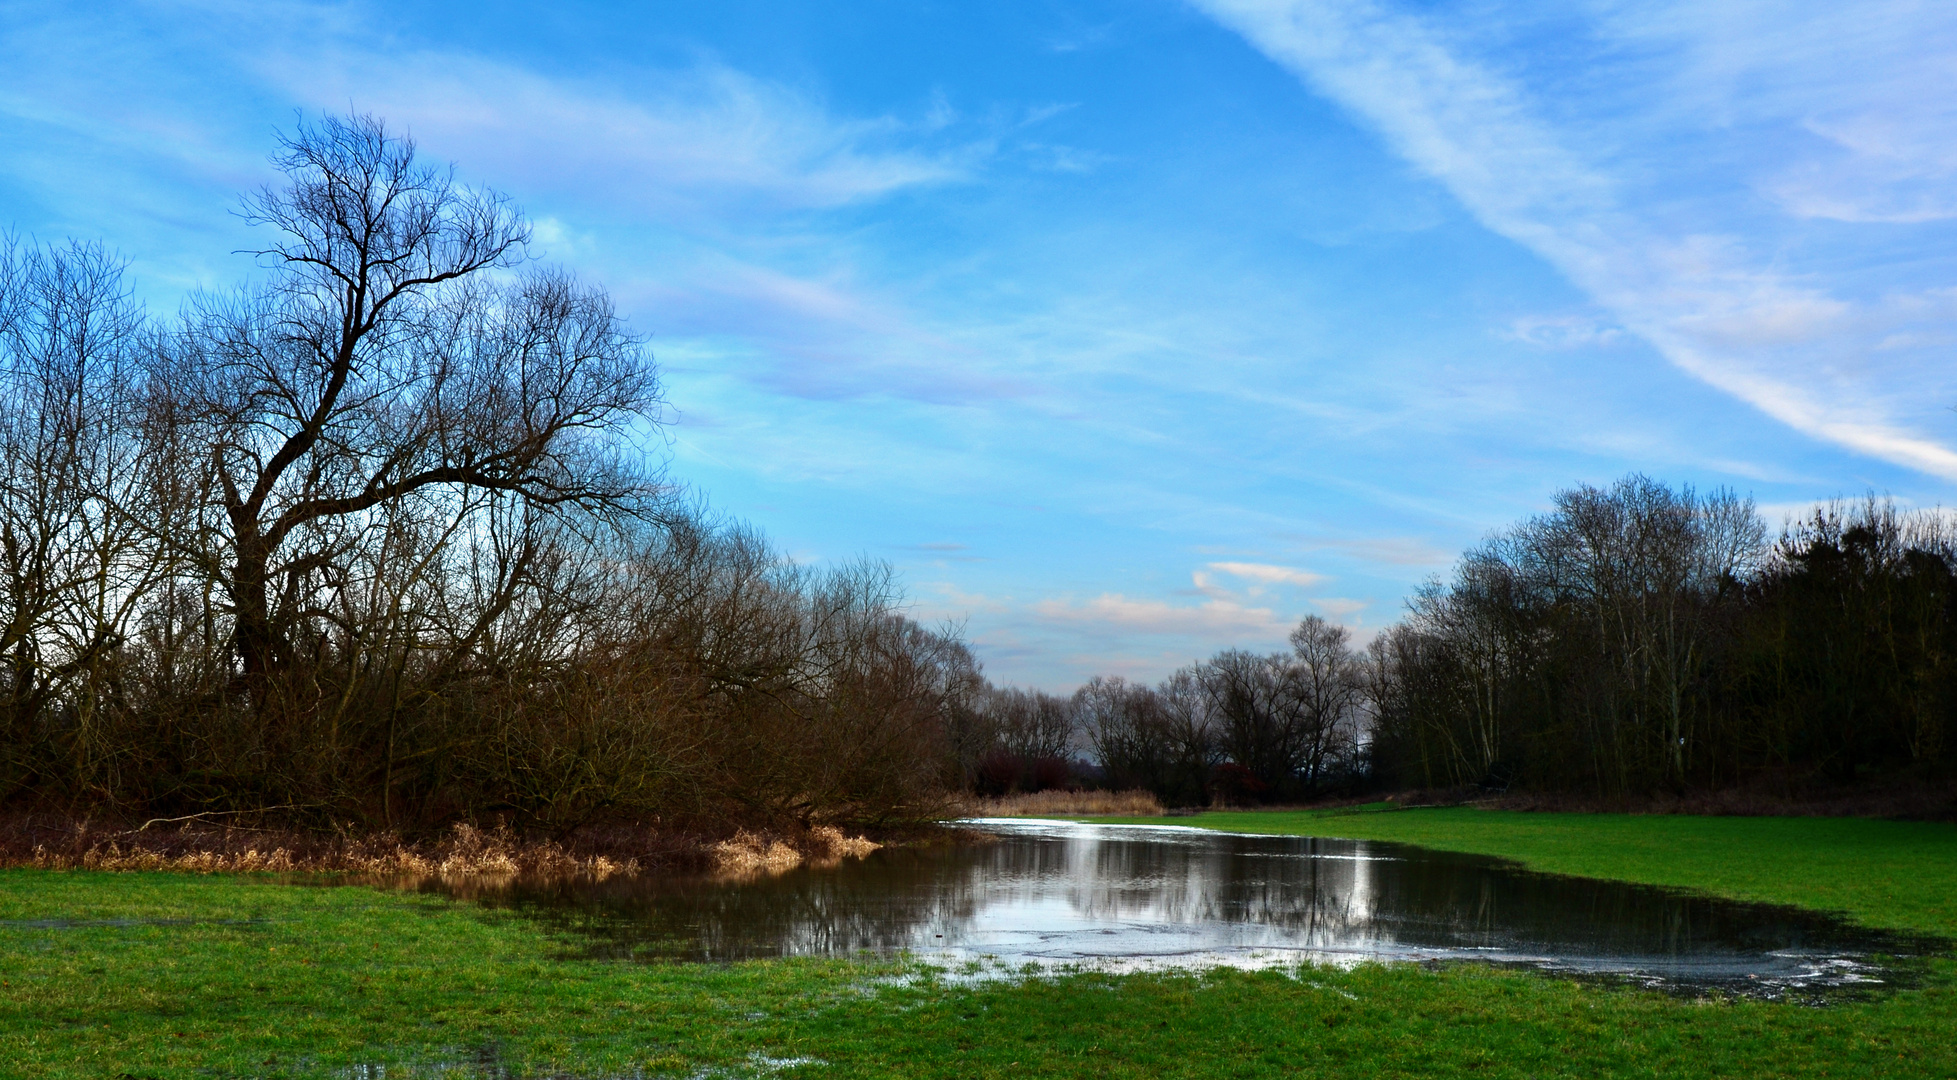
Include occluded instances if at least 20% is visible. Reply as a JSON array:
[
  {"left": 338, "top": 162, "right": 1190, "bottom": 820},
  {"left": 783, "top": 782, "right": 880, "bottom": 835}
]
[
  {"left": 950, "top": 617, "right": 1369, "bottom": 807},
  {"left": 981, "top": 476, "right": 1957, "bottom": 808},
  {"left": 0, "top": 115, "right": 981, "bottom": 835},
  {"left": 1370, "top": 477, "right": 1957, "bottom": 795}
]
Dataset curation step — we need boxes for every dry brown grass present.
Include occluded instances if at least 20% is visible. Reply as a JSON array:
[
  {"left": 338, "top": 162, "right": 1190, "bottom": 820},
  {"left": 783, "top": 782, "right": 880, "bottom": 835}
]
[
  {"left": 965, "top": 789, "right": 1166, "bottom": 818},
  {"left": 811, "top": 824, "right": 884, "bottom": 858},
  {"left": 710, "top": 831, "right": 804, "bottom": 878},
  {"left": 17, "top": 821, "right": 641, "bottom": 881},
  {"left": 1, "top": 813, "right": 887, "bottom": 883},
  {"left": 709, "top": 824, "right": 883, "bottom": 879}
]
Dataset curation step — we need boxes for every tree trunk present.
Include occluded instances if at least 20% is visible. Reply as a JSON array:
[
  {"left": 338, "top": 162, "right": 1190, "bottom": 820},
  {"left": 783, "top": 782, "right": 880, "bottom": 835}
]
[{"left": 227, "top": 524, "right": 282, "bottom": 696}]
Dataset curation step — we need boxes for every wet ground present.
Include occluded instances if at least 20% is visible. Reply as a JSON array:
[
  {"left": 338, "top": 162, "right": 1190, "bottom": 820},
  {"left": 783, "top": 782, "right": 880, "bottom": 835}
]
[{"left": 427, "top": 819, "right": 1943, "bottom": 1001}]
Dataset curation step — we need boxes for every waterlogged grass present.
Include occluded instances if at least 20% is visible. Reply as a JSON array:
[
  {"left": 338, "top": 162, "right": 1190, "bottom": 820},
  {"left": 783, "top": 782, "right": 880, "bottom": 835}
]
[
  {"left": 1096, "top": 806, "right": 1957, "bottom": 937},
  {"left": 3, "top": 807, "right": 1955, "bottom": 1078}
]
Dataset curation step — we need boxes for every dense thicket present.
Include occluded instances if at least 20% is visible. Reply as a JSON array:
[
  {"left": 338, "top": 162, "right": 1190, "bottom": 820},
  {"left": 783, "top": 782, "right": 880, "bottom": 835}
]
[
  {"left": 0, "top": 116, "right": 980, "bottom": 833},
  {"left": 1368, "top": 477, "right": 1957, "bottom": 795}
]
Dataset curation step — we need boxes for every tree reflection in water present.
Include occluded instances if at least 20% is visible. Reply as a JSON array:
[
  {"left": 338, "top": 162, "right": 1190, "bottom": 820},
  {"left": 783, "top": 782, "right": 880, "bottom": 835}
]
[{"left": 431, "top": 820, "right": 1939, "bottom": 1000}]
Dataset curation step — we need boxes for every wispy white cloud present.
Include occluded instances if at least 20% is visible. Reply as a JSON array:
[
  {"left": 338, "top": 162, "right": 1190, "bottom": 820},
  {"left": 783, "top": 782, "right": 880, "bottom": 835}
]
[
  {"left": 1277, "top": 535, "right": 1455, "bottom": 569},
  {"left": 9, "top": 2, "right": 972, "bottom": 216},
  {"left": 222, "top": 9, "right": 1027, "bottom": 408},
  {"left": 920, "top": 582, "right": 1011, "bottom": 617},
  {"left": 262, "top": 50, "right": 974, "bottom": 214},
  {"left": 1034, "top": 559, "right": 1336, "bottom": 639},
  {"left": 0, "top": 1, "right": 987, "bottom": 355},
  {"left": 1191, "top": 0, "right": 1957, "bottom": 479},
  {"left": 1502, "top": 313, "right": 1624, "bottom": 350},
  {"left": 1772, "top": 114, "right": 1957, "bottom": 224},
  {"left": 628, "top": 259, "right": 1035, "bottom": 404},
  {"left": 1206, "top": 561, "right": 1325, "bottom": 588},
  {"left": 1032, "top": 592, "right": 1291, "bottom": 637},
  {"left": 1309, "top": 597, "right": 1369, "bottom": 622}
]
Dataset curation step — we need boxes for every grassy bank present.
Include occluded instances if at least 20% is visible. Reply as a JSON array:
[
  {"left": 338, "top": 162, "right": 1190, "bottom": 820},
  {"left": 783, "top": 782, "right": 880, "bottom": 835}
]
[{"left": 4, "top": 809, "right": 1956, "bottom": 1078}]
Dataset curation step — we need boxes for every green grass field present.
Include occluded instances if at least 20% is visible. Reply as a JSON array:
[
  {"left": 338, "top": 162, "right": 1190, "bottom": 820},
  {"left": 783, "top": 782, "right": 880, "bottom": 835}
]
[{"left": 4, "top": 807, "right": 1954, "bottom": 1078}]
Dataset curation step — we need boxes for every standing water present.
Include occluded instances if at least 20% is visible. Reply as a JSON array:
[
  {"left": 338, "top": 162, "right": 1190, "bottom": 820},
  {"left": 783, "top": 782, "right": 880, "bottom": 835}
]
[{"left": 432, "top": 819, "right": 1939, "bottom": 1000}]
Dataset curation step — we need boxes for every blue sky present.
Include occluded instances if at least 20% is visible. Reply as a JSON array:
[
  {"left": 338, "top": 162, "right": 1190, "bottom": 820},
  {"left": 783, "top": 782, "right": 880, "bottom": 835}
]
[{"left": 6, "top": 1, "right": 1957, "bottom": 688}]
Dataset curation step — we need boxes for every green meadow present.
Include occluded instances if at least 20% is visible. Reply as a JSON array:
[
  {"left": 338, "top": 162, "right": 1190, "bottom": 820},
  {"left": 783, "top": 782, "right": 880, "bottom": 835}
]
[{"left": 4, "top": 808, "right": 1955, "bottom": 1078}]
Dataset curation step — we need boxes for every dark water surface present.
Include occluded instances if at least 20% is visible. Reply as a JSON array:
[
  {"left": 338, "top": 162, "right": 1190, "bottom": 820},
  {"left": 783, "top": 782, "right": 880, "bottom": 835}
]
[{"left": 429, "top": 819, "right": 1939, "bottom": 1000}]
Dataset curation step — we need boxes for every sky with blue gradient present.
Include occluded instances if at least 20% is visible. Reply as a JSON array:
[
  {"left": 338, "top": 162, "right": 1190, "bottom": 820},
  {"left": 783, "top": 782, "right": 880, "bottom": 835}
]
[{"left": 6, "top": 1, "right": 1957, "bottom": 689}]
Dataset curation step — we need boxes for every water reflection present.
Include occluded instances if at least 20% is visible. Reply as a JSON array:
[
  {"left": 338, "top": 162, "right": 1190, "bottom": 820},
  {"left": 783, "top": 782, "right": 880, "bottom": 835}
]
[{"left": 435, "top": 819, "right": 1939, "bottom": 1000}]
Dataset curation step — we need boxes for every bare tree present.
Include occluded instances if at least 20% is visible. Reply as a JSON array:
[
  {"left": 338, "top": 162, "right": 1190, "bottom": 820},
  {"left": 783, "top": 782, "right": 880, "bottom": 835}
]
[
  {"left": 0, "top": 237, "right": 160, "bottom": 799},
  {"left": 1287, "top": 615, "right": 1363, "bottom": 788},
  {"left": 1202, "top": 650, "right": 1305, "bottom": 797},
  {"left": 1517, "top": 477, "right": 1762, "bottom": 788},
  {"left": 1079, "top": 676, "right": 1172, "bottom": 795},
  {"left": 1403, "top": 550, "right": 1541, "bottom": 785},
  {"left": 151, "top": 114, "right": 661, "bottom": 699},
  {"left": 986, "top": 686, "right": 1079, "bottom": 762}
]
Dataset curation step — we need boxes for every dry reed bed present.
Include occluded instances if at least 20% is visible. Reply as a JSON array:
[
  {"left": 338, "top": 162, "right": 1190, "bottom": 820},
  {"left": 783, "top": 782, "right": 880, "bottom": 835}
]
[
  {"left": 966, "top": 789, "right": 1166, "bottom": 818},
  {"left": 3, "top": 816, "right": 886, "bottom": 882},
  {"left": 710, "top": 826, "right": 882, "bottom": 880}
]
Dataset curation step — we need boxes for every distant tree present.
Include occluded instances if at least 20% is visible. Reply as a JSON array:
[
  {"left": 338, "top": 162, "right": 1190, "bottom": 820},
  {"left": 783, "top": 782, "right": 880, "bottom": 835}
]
[
  {"left": 1154, "top": 667, "right": 1222, "bottom": 805},
  {"left": 1071, "top": 476, "right": 1957, "bottom": 801},
  {"left": 1402, "top": 549, "right": 1540, "bottom": 787},
  {"left": 988, "top": 686, "right": 1078, "bottom": 762},
  {"left": 964, "top": 686, "right": 1079, "bottom": 794},
  {"left": 1287, "top": 615, "right": 1364, "bottom": 788},
  {"left": 1079, "top": 676, "right": 1190, "bottom": 800},
  {"left": 1745, "top": 500, "right": 1957, "bottom": 783},
  {"left": 1514, "top": 476, "right": 1762, "bottom": 789},
  {"left": 1203, "top": 649, "right": 1307, "bottom": 798}
]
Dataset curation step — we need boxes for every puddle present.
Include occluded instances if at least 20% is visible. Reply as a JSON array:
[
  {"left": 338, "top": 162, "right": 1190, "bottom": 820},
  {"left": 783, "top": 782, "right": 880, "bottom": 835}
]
[{"left": 418, "top": 819, "right": 1941, "bottom": 1002}]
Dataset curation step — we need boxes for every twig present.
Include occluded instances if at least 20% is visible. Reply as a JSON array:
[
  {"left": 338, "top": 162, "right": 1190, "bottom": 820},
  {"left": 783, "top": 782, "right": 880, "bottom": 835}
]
[{"left": 131, "top": 805, "right": 316, "bottom": 833}]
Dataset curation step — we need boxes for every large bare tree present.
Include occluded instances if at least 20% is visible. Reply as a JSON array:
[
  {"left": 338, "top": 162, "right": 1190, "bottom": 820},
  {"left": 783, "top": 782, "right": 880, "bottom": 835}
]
[{"left": 154, "top": 114, "right": 660, "bottom": 695}]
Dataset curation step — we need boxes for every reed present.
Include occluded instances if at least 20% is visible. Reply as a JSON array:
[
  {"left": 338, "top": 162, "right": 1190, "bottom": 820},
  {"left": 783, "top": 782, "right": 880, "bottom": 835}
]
[
  {"left": 711, "top": 825, "right": 884, "bottom": 879},
  {"left": 966, "top": 789, "right": 1166, "bottom": 817},
  {"left": 6, "top": 813, "right": 885, "bottom": 885},
  {"left": 16, "top": 821, "right": 640, "bottom": 880}
]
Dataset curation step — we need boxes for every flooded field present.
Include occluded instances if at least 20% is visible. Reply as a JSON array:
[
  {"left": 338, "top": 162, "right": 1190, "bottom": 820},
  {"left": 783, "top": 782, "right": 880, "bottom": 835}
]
[{"left": 429, "top": 819, "right": 1940, "bottom": 1000}]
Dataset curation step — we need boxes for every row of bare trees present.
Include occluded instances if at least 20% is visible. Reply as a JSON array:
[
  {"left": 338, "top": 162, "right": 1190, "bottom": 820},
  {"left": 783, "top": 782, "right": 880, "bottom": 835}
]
[
  {"left": 1368, "top": 476, "right": 1957, "bottom": 794},
  {"left": 0, "top": 115, "right": 981, "bottom": 833},
  {"left": 951, "top": 617, "right": 1369, "bottom": 807},
  {"left": 1015, "top": 475, "right": 1957, "bottom": 805},
  {"left": 1079, "top": 616, "right": 1369, "bottom": 804}
]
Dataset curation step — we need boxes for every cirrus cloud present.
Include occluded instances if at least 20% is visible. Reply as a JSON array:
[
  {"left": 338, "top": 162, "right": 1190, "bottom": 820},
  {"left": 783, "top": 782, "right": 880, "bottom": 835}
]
[
  {"left": 1191, "top": 0, "right": 1957, "bottom": 479},
  {"left": 1032, "top": 593, "right": 1289, "bottom": 637},
  {"left": 1206, "top": 561, "right": 1326, "bottom": 587}
]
